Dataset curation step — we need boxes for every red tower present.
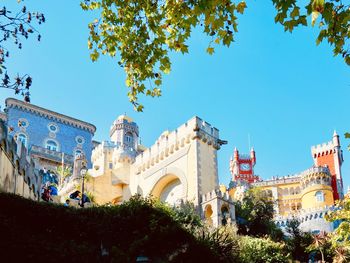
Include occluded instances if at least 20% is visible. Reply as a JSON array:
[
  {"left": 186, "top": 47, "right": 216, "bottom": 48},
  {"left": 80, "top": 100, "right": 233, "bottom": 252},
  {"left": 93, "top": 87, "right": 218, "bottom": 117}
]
[
  {"left": 230, "top": 147, "right": 260, "bottom": 184},
  {"left": 311, "top": 131, "right": 344, "bottom": 200}
]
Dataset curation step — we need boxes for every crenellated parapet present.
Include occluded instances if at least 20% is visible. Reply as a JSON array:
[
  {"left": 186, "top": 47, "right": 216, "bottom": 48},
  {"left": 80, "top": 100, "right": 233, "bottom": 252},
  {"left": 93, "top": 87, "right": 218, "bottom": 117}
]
[
  {"left": 201, "top": 188, "right": 232, "bottom": 203},
  {"left": 134, "top": 116, "right": 221, "bottom": 173},
  {"left": 0, "top": 120, "right": 40, "bottom": 198},
  {"left": 200, "top": 188, "right": 236, "bottom": 228},
  {"left": 275, "top": 206, "right": 336, "bottom": 233},
  {"left": 311, "top": 140, "right": 336, "bottom": 158},
  {"left": 252, "top": 175, "right": 301, "bottom": 187},
  {"left": 300, "top": 166, "right": 332, "bottom": 190}
]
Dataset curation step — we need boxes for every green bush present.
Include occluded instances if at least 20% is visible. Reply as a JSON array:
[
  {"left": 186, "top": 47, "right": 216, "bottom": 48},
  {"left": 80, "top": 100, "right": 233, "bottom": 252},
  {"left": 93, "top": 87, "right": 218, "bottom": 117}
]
[
  {"left": 238, "top": 236, "right": 291, "bottom": 263},
  {"left": 0, "top": 193, "right": 237, "bottom": 262}
]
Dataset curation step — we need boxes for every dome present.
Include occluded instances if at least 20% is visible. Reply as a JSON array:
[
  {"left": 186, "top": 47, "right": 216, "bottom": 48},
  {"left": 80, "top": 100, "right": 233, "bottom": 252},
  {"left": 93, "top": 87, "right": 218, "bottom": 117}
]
[{"left": 117, "top": 114, "right": 133, "bottom": 123}]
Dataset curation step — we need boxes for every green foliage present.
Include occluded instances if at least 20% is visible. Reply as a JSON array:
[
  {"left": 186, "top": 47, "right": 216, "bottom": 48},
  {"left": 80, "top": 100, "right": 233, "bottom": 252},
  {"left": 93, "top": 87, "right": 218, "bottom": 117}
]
[
  {"left": 235, "top": 188, "right": 283, "bottom": 240},
  {"left": 325, "top": 196, "right": 350, "bottom": 261},
  {"left": 284, "top": 218, "right": 313, "bottom": 262},
  {"left": 81, "top": 0, "right": 246, "bottom": 111},
  {"left": 307, "top": 232, "right": 335, "bottom": 263},
  {"left": 80, "top": 0, "right": 350, "bottom": 111},
  {"left": 195, "top": 226, "right": 240, "bottom": 263},
  {"left": 272, "top": 0, "right": 350, "bottom": 66},
  {"left": 238, "top": 236, "right": 290, "bottom": 263},
  {"left": 345, "top": 132, "right": 350, "bottom": 151},
  {"left": 0, "top": 193, "right": 238, "bottom": 262}
]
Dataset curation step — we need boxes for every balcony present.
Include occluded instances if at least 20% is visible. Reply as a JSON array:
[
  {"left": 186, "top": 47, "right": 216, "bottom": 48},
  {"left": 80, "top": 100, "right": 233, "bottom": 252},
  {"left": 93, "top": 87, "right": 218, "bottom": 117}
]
[{"left": 29, "top": 145, "right": 74, "bottom": 165}]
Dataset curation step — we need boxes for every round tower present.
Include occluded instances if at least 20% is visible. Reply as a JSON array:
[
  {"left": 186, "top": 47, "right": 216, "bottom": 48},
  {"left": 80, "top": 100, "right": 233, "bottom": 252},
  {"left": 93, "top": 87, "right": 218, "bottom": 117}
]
[
  {"left": 110, "top": 115, "right": 139, "bottom": 151},
  {"left": 300, "top": 166, "right": 334, "bottom": 210}
]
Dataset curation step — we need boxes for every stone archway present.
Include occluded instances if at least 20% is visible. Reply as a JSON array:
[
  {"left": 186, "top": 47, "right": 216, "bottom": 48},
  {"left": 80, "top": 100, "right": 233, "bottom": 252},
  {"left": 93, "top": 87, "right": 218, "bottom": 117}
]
[
  {"left": 151, "top": 174, "right": 184, "bottom": 206},
  {"left": 204, "top": 204, "right": 213, "bottom": 226}
]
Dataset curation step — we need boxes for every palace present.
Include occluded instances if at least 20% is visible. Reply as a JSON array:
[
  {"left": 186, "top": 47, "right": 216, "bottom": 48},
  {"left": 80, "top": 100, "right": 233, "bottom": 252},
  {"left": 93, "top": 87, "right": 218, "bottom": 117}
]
[
  {"left": 0, "top": 98, "right": 345, "bottom": 232},
  {"left": 58, "top": 114, "right": 235, "bottom": 227},
  {"left": 226, "top": 131, "right": 344, "bottom": 233}
]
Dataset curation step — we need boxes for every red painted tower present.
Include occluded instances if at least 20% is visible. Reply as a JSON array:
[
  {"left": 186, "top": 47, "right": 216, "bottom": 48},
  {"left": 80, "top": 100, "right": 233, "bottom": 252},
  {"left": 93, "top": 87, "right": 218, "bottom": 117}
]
[
  {"left": 230, "top": 147, "right": 260, "bottom": 184},
  {"left": 311, "top": 131, "right": 344, "bottom": 200}
]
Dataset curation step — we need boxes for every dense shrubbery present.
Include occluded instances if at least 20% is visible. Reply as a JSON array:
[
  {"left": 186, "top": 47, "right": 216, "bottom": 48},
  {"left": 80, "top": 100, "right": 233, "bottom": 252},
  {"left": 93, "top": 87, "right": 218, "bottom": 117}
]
[
  {"left": 0, "top": 193, "right": 242, "bottom": 262},
  {"left": 238, "top": 236, "right": 290, "bottom": 263},
  {"left": 3, "top": 191, "right": 347, "bottom": 262}
]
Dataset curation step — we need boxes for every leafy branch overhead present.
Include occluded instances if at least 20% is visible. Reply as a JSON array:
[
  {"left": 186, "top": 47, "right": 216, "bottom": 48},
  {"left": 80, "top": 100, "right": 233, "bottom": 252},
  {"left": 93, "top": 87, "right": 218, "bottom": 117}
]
[
  {"left": 81, "top": 0, "right": 350, "bottom": 111},
  {"left": 0, "top": 4, "right": 45, "bottom": 102},
  {"left": 81, "top": 0, "right": 246, "bottom": 111}
]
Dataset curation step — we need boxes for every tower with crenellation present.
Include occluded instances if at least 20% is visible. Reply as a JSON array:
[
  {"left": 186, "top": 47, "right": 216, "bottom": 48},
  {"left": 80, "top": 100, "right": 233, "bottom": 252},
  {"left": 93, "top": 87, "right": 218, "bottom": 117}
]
[
  {"left": 229, "top": 147, "right": 259, "bottom": 184},
  {"left": 311, "top": 131, "right": 344, "bottom": 200}
]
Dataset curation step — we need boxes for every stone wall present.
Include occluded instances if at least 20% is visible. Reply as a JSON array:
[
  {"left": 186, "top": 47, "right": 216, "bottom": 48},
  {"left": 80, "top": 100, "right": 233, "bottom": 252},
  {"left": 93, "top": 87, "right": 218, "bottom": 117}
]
[{"left": 0, "top": 120, "right": 40, "bottom": 200}]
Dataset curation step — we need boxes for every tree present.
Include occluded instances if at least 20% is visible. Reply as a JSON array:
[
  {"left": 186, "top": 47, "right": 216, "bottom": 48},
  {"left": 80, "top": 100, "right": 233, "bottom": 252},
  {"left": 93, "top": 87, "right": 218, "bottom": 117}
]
[
  {"left": 81, "top": 0, "right": 350, "bottom": 111},
  {"left": 325, "top": 193, "right": 350, "bottom": 262},
  {"left": 307, "top": 231, "right": 332, "bottom": 263},
  {"left": 0, "top": 2, "right": 45, "bottom": 102},
  {"left": 235, "top": 188, "right": 283, "bottom": 240},
  {"left": 284, "top": 218, "right": 313, "bottom": 262}
]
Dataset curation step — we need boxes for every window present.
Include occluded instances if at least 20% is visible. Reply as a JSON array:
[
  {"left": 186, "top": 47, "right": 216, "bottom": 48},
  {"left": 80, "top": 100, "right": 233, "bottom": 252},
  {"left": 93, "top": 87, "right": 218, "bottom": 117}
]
[
  {"left": 18, "top": 133, "right": 27, "bottom": 147},
  {"left": 46, "top": 140, "right": 58, "bottom": 151},
  {"left": 125, "top": 132, "right": 133, "bottom": 144},
  {"left": 315, "top": 191, "right": 324, "bottom": 202},
  {"left": 109, "top": 162, "right": 113, "bottom": 169},
  {"left": 75, "top": 136, "right": 85, "bottom": 144},
  {"left": 18, "top": 118, "right": 28, "bottom": 128},
  {"left": 75, "top": 149, "right": 82, "bottom": 157},
  {"left": 48, "top": 123, "right": 59, "bottom": 133}
]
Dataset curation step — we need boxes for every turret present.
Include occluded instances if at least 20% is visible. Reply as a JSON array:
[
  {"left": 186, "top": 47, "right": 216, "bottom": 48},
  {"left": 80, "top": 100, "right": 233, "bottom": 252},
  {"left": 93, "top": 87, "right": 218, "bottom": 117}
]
[
  {"left": 250, "top": 147, "right": 256, "bottom": 166},
  {"left": 110, "top": 115, "right": 139, "bottom": 151},
  {"left": 333, "top": 130, "right": 340, "bottom": 147},
  {"left": 311, "top": 132, "right": 344, "bottom": 200},
  {"left": 234, "top": 147, "right": 239, "bottom": 160}
]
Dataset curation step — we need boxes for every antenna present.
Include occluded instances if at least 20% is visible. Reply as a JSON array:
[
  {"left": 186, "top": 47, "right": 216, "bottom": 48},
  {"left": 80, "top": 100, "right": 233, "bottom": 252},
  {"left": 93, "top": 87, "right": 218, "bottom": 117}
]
[{"left": 248, "top": 133, "right": 251, "bottom": 151}]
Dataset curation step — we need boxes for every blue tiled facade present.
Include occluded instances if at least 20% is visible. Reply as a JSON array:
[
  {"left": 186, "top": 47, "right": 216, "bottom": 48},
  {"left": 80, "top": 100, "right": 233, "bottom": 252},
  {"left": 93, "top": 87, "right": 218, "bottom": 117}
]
[{"left": 5, "top": 98, "right": 96, "bottom": 168}]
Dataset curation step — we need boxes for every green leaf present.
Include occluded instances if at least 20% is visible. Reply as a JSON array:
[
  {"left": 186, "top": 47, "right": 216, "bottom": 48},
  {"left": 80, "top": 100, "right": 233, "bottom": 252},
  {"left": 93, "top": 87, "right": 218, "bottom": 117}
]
[{"left": 206, "top": 47, "right": 214, "bottom": 55}]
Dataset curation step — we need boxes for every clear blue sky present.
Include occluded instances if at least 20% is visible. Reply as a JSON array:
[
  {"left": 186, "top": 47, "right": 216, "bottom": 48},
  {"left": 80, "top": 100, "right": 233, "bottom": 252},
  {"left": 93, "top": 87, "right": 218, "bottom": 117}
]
[{"left": 2, "top": 1, "right": 349, "bottom": 191}]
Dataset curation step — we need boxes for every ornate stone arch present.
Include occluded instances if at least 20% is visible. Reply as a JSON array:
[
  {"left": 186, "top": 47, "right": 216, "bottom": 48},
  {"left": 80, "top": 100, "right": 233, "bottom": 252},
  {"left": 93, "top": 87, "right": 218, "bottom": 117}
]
[{"left": 149, "top": 166, "right": 188, "bottom": 202}]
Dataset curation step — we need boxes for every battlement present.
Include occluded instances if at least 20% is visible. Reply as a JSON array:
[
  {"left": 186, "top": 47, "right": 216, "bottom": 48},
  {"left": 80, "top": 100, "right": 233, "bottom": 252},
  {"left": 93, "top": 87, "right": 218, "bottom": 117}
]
[
  {"left": 91, "top": 140, "right": 137, "bottom": 164},
  {"left": 299, "top": 166, "right": 330, "bottom": 179},
  {"left": 252, "top": 166, "right": 330, "bottom": 187},
  {"left": 252, "top": 175, "right": 301, "bottom": 187},
  {"left": 311, "top": 140, "right": 335, "bottom": 157},
  {"left": 275, "top": 206, "right": 336, "bottom": 233},
  {"left": 134, "top": 116, "right": 220, "bottom": 172},
  {"left": 201, "top": 188, "right": 232, "bottom": 203},
  {"left": 237, "top": 153, "right": 250, "bottom": 160}
]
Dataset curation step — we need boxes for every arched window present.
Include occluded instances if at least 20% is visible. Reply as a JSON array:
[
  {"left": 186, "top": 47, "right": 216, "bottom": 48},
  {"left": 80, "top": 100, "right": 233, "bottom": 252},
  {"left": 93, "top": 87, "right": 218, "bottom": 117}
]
[
  {"left": 18, "top": 133, "right": 27, "bottom": 147},
  {"left": 46, "top": 140, "right": 58, "bottom": 151},
  {"left": 315, "top": 191, "right": 324, "bottom": 202},
  {"left": 74, "top": 149, "right": 84, "bottom": 157},
  {"left": 125, "top": 132, "right": 133, "bottom": 145}
]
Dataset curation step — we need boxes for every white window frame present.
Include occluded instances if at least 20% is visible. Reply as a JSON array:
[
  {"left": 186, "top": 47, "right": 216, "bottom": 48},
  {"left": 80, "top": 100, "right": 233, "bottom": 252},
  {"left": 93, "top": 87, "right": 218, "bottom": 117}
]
[
  {"left": 45, "top": 139, "right": 59, "bottom": 151},
  {"left": 315, "top": 191, "right": 324, "bottom": 202}
]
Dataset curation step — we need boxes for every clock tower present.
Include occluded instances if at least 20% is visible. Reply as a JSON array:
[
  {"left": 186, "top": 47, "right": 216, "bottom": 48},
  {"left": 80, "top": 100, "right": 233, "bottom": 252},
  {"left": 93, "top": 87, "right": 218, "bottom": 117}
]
[{"left": 230, "top": 147, "right": 260, "bottom": 184}]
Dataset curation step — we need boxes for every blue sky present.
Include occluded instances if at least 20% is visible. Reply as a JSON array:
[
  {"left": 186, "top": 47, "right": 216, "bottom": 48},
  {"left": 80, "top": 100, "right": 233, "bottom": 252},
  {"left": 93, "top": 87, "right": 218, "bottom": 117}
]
[{"left": 2, "top": 1, "right": 349, "bottom": 191}]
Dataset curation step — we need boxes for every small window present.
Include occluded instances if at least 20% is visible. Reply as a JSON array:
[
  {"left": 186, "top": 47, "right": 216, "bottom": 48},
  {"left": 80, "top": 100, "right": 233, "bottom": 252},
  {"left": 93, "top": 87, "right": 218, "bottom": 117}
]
[
  {"left": 46, "top": 140, "right": 58, "bottom": 151},
  {"left": 18, "top": 133, "right": 27, "bottom": 147},
  {"left": 18, "top": 119, "right": 28, "bottom": 128},
  {"left": 108, "top": 162, "right": 113, "bottom": 169},
  {"left": 125, "top": 133, "right": 133, "bottom": 144},
  {"left": 75, "top": 136, "right": 85, "bottom": 144},
  {"left": 48, "top": 123, "right": 59, "bottom": 133},
  {"left": 315, "top": 191, "right": 324, "bottom": 202},
  {"left": 75, "top": 149, "right": 82, "bottom": 157}
]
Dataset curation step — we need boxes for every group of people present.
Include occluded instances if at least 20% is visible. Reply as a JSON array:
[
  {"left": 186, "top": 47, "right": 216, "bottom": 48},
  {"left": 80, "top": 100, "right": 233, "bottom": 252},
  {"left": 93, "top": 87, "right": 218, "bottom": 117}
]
[
  {"left": 41, "top": 183, "right": 58, "bottom": 202},
  {"left": 66, "top": 190, "right": 91, "bottom": 207}
]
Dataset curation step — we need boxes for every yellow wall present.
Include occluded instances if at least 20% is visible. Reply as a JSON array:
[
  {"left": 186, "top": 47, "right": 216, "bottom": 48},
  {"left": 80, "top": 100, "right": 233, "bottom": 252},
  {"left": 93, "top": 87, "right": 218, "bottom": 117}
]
[{"left": 301, "top": 184, "right": 334, "bottom": 210}]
